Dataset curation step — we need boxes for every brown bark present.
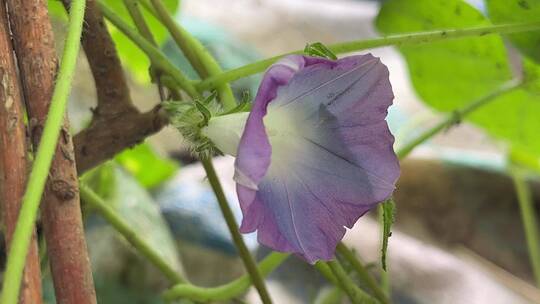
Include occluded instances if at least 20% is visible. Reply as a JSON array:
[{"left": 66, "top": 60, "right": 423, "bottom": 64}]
[
  {"left": 0, "top": 2, "right": 43, "bottom": 303},
  {"left": 74, "top": 106, "right": 168, "bottom": 173},
  {"left": 5, "top": 1, "right": 96, "bottom": 303},
  {"left": 61, "top": 0, "right": 168, "bottom": 174},
  {"left": 66, "top": 0, "right": 138, "bottom": 117}
]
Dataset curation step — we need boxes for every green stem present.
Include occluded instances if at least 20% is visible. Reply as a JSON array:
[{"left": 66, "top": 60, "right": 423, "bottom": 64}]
[
  {"left": 79, "top": 183, "right": 186, "bottom": 284},
  {"left": 163, "top": 252, "right": 288, "bottom": 301},
  {"left": 138, "top": 0, "right": 159, "bottom": 17},
  {"left": 314, "top": 261, "right": 339, "bottom": 285},
  {"left": 377, "top": 205, "right": 390, "bottom": 297},
  {"left": 509, "top": 166, "right": 540, "bottom": 288},
  {"left": 316, "top": 260, "right": 378, "bottom": 304},
  {"left": 337, "top": 243, "right": 389, "bottom": 304},
  {"left": 195, "top": 21, "right": 540, "bottom": 91},
  {"left": 123, "top": 0, "right": 157, "bottom": 45},
  {"left": 397, "top": 80, "right": 522, "bottom": 159},
  {"left": 326, "top": 260, "right": 378, "bottom": 304},
  {"left": 0, "top": 0, "right": 87, "bottom": 303},
  {"left": 123, "top": 0, "right": 173, "bottom": 100},
  {"left": 200, "top": 158, "right": 273, "bottom": 304},
  {"left": 148, "top": 0, "right": 236, "bottom": 109},
  {"left": 98, "top": 1, "right": 200, "bottom": 99},
  {"left": 319, "top": 287, "right": 344, "bottom": 304}
]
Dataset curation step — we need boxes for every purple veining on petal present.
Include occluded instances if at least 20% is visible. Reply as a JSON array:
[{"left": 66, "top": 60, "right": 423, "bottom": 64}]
[{"left": 234, "top": 54, "right": 400, "bottom": 263}]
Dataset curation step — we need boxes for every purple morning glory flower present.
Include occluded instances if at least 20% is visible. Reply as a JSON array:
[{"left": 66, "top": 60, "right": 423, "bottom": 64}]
[{"left": 203, "top": 54, "right": 399, "bottom": 263}]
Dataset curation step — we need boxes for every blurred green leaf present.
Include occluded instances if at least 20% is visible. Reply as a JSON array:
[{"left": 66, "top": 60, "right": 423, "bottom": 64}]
[
  {"left": 115, "top": 142, "right": 178, "bottom": 189},
  {"left": 87, "top": 164, "right": 183, "bottom": 277},
  {"left": 102, "top": 0, "right": 179, "bottom": 82},
  {"left": 80, "top": 162, "right": 117, "bottom": 200},
  {"left": 376, "top": 0, "right": 540, "bottom": 158},
  {"left": 510, "top": 148, "right": 540, "bottom": 175},
  {"left": 487, "top": 0, "right": 540, "bottom": 63},
  {"left": 112, "top": 166, "right": 183, "bottom": 275},
  {"left": 48, "top": 0, "right": 68, "bottom": 22}
]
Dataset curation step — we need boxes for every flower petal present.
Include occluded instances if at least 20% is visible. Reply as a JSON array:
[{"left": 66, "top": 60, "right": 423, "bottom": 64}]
[{"left": 235, "top": 54, "right": 399, "bottom": 263}]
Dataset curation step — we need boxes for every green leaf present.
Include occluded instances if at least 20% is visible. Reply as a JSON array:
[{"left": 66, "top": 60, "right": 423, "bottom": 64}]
[
  {"left": 115, "top": 142, "right": 178, "bottom": 189},
  {"left": 80, "top": 162, "right": 117, "bottom": 199},
  {"left": 102, "top": 0, "right": 179, "bottom": 83},
  {"left": 376, "top": 0, "right": 512, "bottom": 111},
  {"left": 375, "top": 0, "right": 540, "bottom": 158},
  {"left": 381, "top": 200, "right": 395, "bottom": 272},
  {"left": 90, "top": 164, "right": 183, "bottom": 274},
  {"left": 469, "top": 60, "right": 540, "bottom": 156},
  {"left": 48, "top": 0, "right": 68, "bottom": 22},
  {"left": 487, "top": 0, "right": 540, "bottom": 63},
  {"left": 510, "top": 148, "right": 540, "bottom": 175}
]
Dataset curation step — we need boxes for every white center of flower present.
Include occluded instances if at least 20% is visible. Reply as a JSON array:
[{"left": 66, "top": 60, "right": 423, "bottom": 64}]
[
  {"left": 202, "top": 111, "right": 249, "bottom": 156},
  {"left": 202, "top": 104, "right": 301, "bottom": 159}
]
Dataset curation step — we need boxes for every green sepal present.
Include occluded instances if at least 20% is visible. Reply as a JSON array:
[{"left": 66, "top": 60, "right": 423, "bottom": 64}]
[
  {"left": 194, "top": 100, "right": 212, "bottom": 127},
  {"left": 304, "top": 42, "right": 338, "bottom": 60}
]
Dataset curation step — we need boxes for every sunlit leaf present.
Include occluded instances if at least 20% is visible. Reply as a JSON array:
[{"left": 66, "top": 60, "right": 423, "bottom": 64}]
[
  {"left": 48, "top": 0, "right": 68, "bottom": 22},
  {"left": 376, "top": 0, "right": 512, "bottom": 111},
  {"left": 115, "top": 142, "right": 178, "bottom": 189},
  {"left": 487, "top": 0, "right": 540, "bottom": 63},
  {"left": 376, "top": 0, "right": 540, "bottom": 158}
]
